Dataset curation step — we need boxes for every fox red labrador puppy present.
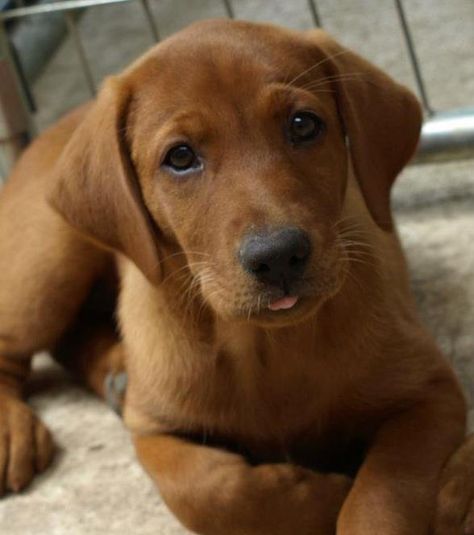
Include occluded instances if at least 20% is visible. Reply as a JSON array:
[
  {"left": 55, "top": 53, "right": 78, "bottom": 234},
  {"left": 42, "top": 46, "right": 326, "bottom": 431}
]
[{"left": 0, "top": 18, "right": 473, "bottom": 535}]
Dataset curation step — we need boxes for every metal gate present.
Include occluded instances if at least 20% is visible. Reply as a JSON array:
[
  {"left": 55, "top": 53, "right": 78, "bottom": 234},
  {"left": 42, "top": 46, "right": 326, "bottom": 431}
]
[{"left": 1, "top": 0, "right": 473, "bottom": 180}]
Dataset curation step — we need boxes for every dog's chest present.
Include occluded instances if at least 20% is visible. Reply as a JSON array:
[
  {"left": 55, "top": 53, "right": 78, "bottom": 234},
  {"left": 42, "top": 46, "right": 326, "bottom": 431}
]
[
  {"left": 120, "top": 269, "right": 374, "bottom": 444},
  {"left": 131, "top": 329, "right": 357, "bottom": 443}
]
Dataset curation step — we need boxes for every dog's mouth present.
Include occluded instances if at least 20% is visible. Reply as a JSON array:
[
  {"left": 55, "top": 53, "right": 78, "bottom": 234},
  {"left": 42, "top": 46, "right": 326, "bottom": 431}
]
[
  {"left": 196, "top": 269, "right": 345, "bottom": 325},
  {"left": 186, "top": 240, "right": 349, "bottom": 324},
  {"left": 267, "top": 295, "right": 299, "bottom": 311},
  {"left": 248, "top": 283, "right": 323, "bottom": 323}
]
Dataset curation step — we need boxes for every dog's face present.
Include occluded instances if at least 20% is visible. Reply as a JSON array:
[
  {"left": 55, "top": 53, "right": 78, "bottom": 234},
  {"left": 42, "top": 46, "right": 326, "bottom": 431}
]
[
  {"left": 50, "top": 20, "right": 422, "bottom": 325},
  {"left": 129, "top": 29, "right": 348, "bottom": 323}
]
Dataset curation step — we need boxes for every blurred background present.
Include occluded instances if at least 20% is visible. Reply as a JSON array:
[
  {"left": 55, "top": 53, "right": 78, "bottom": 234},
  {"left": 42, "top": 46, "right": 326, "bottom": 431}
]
[{"left": 0, "top": 2, "right": 473, "bottom": 534}]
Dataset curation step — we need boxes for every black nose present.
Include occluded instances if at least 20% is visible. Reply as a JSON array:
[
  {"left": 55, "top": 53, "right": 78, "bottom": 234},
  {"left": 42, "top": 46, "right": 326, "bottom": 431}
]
[{"left": 239, "top": 227, "right": 311, "bottom": 288}]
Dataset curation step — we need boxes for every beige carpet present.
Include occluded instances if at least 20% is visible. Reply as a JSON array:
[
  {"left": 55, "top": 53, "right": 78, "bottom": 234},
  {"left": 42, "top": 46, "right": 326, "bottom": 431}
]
[{"left": 0, "top": 0, "right": 473, "bottom": 533}]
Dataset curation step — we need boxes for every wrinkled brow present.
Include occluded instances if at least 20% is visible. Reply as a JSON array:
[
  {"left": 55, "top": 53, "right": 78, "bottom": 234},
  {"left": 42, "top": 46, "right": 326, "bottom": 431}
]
[{"left": 151, "top": 109, "right": 216, "bottom": 147}]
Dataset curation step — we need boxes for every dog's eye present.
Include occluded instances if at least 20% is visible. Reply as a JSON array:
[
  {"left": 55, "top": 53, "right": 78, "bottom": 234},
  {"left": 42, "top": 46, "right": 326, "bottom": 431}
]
[
  {"left": 288, "top": 111, "right": 325, "bottom": 144},
  {"left": 163, "top": 144, "right": 201, "bottom": 173}
]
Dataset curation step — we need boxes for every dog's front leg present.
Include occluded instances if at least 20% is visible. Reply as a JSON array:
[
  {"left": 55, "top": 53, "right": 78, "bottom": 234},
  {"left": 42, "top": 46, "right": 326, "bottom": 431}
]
[
  {"left": 134, "top": 433, "right": 351, "bottom": 535},
  {"left": 337, "top": 376, "right": 465, "bottom": 535},
  {"left": 434, "top": 433, "right": 474, "bottom": 535}
]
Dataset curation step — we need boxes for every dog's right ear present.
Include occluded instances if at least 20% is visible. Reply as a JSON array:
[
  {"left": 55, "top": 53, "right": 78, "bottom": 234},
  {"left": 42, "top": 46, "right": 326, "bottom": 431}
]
[
  {"left": 303, "top": 30, "right": 422, "bottom": 231},
  {"left": 48, "top": 77, "right": 162, "bottom": 284}
]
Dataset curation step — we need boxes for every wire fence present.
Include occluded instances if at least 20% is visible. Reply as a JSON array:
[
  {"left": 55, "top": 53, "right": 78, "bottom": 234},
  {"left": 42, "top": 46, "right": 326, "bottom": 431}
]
[{"left": 1, "top": 0, "right": 473, "bottom": 179}]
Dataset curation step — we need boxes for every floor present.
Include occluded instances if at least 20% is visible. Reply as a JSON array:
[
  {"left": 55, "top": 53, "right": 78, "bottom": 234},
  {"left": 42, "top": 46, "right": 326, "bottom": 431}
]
[{"left": 0, "top": 0, "right": 473, "bottom": 533}]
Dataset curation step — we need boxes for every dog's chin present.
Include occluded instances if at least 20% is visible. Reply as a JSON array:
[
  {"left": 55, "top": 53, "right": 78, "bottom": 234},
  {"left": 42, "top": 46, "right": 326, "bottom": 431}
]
[
  {"left": 198, "top": 257, "right": 349, "bottom": 327},
  {"left": 203, "top": 280, "right": 345, "bottom": 328},
  {"left": 245, "top": 296, "right": 325, "bottom": 328}
]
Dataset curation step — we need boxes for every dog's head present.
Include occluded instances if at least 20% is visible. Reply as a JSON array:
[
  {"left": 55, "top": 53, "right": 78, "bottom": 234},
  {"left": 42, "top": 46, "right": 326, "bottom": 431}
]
[{"left": 49, "top": 20, "right": 421, "bottom": 325}]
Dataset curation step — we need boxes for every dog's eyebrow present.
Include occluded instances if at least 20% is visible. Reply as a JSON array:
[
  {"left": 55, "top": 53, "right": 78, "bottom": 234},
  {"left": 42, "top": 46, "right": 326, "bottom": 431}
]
[
  {"left": 153, "top": 109, "right": 210, "bottom": 138},
  {"left": 261, "top": 82, "right": 325, "bottom": 111},
  {"left": 162, "top": 109, "right": 206, "bottom": 125}
]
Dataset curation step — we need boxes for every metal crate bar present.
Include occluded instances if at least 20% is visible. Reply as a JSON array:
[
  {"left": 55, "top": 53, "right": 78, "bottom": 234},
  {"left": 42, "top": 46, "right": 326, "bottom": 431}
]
[
  {"left": 307, "top": 0, "right": 322, "bottom": 28},
  {"left": 1, "top": 0, "right": 160, "bottom": 102},
  {"left": 394, "top": 0, "right": 433, "bottom": 116},
  {"left": 0, "top": 0, "right": 136, "bottom": 19},
  {"left": 415, "top": 108, "right": 474, "bottom": 165},
  {"left": 1, "top": 0, "right": 158, "bottom": 41},
  {"left": 64, "top": 11, "right": 96, "bottom": 95},
  {"left": 140, "top": 0, "right": 159, "bottom": 42},
  {"left": 222, "top": 0, "right": 234, "bottom": 19},
  {"left": 0, "top": 19, "right": 34, "bottom": 176}
]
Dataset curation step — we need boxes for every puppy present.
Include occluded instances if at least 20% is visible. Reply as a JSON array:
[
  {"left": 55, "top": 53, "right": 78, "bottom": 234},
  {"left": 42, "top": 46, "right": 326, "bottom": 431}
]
[{"left": 0, "top": 19, "right": 472, "bottom": 535}]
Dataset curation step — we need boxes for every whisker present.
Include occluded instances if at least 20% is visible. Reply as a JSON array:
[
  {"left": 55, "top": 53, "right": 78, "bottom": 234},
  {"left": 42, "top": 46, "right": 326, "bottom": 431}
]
[
  {"left": 342, "top": 265, "right": 365, "bottom": 292},
  {"left": 246, "top": 303, "right": 253, "bottom": 322},
  {"left": 338, "top": 237, "right": 374, "bottom": 247},
  {"left": 342, "top": 250, "right": 377, "bottom": 261},
  {"left": 300, "top": 72, "right": 365, "bottom": 91},
  {"left": 337, "top": 230, "right": 374, "bottom": 240},
  {"left": 340, "top": 255, "right": 378, "bottom": 270},
  {"left": 159, "top": 261, "right": 209, "bottom": 287},
  {"left": 286, "top": 49, "right": 351, "bottom": 87},
  {"left": 158, "top": 250, "right": 210, "bottom": 266},
  {"left": 333, "top": 214, "right": 368, "bottom": 228},
  {"left": 305, "top": 89, "right": 336, "bottom": 94}
]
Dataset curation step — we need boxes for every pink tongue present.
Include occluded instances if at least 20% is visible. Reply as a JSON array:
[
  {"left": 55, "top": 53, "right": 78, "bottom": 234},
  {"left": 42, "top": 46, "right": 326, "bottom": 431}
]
[{"left": 268, "top": 296, "right": 299, "bottom": 311}]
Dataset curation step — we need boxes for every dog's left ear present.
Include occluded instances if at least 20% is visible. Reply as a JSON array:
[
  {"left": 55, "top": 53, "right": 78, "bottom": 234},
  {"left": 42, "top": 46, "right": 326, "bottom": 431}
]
[
  {"left": 305, "top": 31, "right": 423, "bottom": 230},
  {"left": 48, "top": 76, "right": 162, "bottom": 283}
]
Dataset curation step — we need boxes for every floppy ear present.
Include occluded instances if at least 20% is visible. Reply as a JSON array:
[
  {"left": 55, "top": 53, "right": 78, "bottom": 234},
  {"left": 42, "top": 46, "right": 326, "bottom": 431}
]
[
  {"left": 48, "top": 76, "right": 162, "bottom": 283},
  {"left": 305, "top": 31, "right": 423, "bottom": 230}
]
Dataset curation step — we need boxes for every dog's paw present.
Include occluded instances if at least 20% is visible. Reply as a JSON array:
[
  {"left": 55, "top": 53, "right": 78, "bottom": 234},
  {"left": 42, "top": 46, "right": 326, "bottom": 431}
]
[
  {"left": 433, "top": 435, "right": 474, "bottom": 535},
  {"left": 465, "top": 504, "right": 474, "bottom": 535},
  {"left": 0, "top": 393, "right": 54, "bottom": 495},
  {"left": 246, "top": 463, "right": 352, "bottom": 534}
]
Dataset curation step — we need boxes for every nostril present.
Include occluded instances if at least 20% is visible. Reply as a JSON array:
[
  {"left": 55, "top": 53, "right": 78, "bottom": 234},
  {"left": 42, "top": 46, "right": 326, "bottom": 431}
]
[
  {"left": 253, "top": 263, "right": 271, "bottom": 274},
  {"left": 289, "top": 255, "right": 303, "bottom": 266}
]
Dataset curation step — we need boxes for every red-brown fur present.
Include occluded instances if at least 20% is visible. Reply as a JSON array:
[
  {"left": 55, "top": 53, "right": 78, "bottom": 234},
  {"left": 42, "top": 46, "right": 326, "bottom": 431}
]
[{"left": 0, "top": 19, "right": 473, "bottom": 534}]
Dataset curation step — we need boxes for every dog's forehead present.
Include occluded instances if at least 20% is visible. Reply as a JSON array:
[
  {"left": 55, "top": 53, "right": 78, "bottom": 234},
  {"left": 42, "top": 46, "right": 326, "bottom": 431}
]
[
  {"left": 127, "top": 20, "right": 314, "bottom": 99},
  {"left": 155, "top": 18, "right": 308, "bottom": 63}
]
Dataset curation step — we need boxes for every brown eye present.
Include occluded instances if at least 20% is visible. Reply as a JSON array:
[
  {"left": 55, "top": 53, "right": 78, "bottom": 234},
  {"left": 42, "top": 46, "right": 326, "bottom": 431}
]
[
  {"left": 288, "top": 111, "right": 325, "bottom": 144},
  {"left": 163, "top": 144, "right": 201, "bottom": 173}
]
